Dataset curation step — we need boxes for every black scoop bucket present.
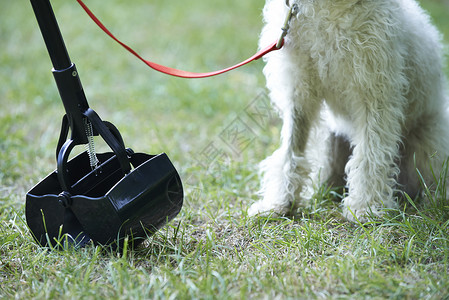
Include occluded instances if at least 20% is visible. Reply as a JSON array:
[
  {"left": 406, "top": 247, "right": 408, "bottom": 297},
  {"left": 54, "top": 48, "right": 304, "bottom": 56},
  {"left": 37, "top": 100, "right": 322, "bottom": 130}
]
[{"left": 26, "top": 0, "right": 183, "bottom": 248}]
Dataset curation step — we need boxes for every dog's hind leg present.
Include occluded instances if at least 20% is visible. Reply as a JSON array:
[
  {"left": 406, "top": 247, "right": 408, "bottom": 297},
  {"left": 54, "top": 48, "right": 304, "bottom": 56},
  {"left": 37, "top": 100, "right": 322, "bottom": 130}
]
[
  {"left": 301, "top": 118, "right": 352, "bottom": 200},
  {"left": 399, "top": 111, "right": 449, "bottom": 201},
  {"left": 319, "top": 131, "right": 351, "bottom": 191}
]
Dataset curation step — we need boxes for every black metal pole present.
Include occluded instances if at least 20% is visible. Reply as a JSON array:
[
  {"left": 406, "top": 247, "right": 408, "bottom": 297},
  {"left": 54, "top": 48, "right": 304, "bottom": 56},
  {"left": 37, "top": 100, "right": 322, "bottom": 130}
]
[
  {"left": 30, "top": 0, "right": 90, "bottom": 145},
  {"left": 30, "top": 0, "right": 71, "bottom": 70}
]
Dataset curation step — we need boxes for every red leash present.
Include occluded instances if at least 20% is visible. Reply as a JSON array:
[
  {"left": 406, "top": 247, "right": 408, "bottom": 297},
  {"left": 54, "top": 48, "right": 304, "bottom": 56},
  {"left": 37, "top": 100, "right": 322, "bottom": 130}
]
[{"left": 76, "top": 0, "right": 283, "bottom": 78}]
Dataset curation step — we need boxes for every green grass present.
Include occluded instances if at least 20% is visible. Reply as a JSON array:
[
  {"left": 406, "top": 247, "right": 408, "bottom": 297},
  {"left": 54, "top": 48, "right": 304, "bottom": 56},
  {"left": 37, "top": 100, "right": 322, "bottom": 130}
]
[{"left": 1, "top": 0, "right": 449, "bottom": 298}]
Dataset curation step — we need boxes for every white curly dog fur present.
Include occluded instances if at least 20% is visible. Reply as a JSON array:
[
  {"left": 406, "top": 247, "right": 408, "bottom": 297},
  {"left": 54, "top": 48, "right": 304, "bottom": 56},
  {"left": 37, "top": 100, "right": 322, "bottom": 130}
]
[{"left": 249, "top": 0, "right": 449, "bottom": 222}]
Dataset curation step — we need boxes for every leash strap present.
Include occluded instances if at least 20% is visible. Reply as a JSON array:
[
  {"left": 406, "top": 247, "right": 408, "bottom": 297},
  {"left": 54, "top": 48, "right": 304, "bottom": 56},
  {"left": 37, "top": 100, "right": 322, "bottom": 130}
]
[{"left": 76, "top": 0, "right": 282, "bottom": 78}]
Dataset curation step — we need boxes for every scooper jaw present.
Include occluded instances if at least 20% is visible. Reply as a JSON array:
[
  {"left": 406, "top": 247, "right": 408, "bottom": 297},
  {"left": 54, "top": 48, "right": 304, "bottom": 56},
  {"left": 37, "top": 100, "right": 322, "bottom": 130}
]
[
  {"left": 26, "top": 150, "right": 184, "bottom": 248},
  {"left": 26, "top": 0, "right": 183, "bottom": 249}
]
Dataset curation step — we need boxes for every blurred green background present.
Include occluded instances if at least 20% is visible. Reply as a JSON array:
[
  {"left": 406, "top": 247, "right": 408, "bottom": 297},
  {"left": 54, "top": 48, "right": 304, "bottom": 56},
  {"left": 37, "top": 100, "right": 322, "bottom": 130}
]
[{"left": 1, "top": 1, "right": 448, "bottom": 299}]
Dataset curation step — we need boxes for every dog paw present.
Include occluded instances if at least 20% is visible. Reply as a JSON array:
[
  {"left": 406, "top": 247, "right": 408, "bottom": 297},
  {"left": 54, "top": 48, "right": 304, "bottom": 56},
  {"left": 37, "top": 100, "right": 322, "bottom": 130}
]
[
  {"left": 247, "top": 200, "right": 290, "bottom": 217},
  {"left": 342, "top": 204, "right": 384, "bottom": 224}
]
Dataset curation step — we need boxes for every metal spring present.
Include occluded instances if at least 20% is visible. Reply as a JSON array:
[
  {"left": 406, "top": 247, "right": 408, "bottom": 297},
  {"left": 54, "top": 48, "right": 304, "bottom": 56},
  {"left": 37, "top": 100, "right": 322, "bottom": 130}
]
[{"left": 84, "top": 118, "right": 99, "bottom": 170}]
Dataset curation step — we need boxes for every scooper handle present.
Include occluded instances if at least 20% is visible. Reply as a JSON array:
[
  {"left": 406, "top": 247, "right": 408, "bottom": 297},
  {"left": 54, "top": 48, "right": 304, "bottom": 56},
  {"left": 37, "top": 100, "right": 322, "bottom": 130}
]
[
  {"left": 30, "top": 0, "right": 132, "bottom": 189},
  {"left": 30, "top": 0, "right": 71, "bottom": 70},
  {"left": 31, "top": 0, "right": 90, "bottom": 145}
]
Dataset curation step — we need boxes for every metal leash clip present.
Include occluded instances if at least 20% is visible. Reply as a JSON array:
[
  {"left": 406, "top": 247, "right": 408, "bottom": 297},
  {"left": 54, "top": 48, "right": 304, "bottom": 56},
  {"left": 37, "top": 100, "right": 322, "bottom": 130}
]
[{"left": 276, "top": 2, "right": 299, "bottom": 49}]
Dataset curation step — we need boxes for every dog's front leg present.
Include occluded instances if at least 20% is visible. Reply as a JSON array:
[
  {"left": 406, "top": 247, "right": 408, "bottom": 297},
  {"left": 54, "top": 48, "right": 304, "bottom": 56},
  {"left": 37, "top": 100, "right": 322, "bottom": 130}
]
[
  {"left": 342, "top": 102, "right": 403, "bottom": 222},
  {"left": 249, "top": 88, "right": 321, "bottom": 217}
]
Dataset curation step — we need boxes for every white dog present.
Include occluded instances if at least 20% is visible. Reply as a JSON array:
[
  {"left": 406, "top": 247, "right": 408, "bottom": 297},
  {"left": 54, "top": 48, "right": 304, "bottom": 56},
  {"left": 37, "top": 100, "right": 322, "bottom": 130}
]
[{"left": 249, "top": 0, "right": 449, "bottom": 222}]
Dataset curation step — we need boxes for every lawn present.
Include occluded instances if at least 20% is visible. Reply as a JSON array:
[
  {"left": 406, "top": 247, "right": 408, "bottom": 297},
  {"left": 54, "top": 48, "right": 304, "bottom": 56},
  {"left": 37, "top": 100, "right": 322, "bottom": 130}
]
[{"left": 1, "top": 0, "right": 449, "bottom": 298}]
